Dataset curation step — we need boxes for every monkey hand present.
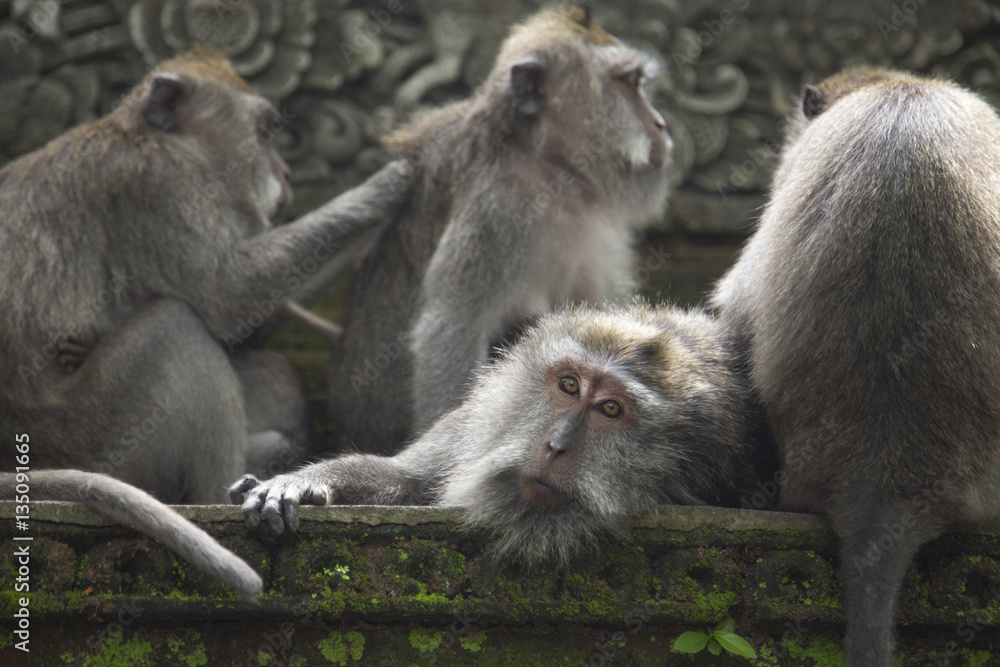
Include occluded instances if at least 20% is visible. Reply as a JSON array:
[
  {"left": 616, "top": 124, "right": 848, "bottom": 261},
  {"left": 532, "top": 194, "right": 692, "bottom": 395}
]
[{"left": 229, "top": 473, "right": 330, "bottom": 535}]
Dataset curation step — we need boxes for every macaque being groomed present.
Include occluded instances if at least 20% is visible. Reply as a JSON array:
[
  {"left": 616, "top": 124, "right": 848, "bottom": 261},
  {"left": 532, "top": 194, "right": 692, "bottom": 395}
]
[
  {"left": 329, "top": 7, "right": 672, "bottom": 454},
  {"left": 712, "top": 67, "right": 1000, "bottom": 665},
  {"left": 233, "top": 302, "right": 763, "bottom": 562},
  {"left": 0, "top": 47, "right": 412, "bottom": 598}
]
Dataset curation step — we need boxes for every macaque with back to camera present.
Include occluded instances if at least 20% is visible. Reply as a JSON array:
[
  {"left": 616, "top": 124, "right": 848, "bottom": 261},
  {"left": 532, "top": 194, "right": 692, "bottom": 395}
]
[
  {"left": 232, "top": 302, "right": 770, "bottom": 561},
  {"left": 0, "top": 47, "right": 413, "bottom": 598},
  {"left": 329, "top": 7, "right": 672, "bottom": 454},
  {"left": 712, "top": 67, "right": 1000, "bottom": 665}
]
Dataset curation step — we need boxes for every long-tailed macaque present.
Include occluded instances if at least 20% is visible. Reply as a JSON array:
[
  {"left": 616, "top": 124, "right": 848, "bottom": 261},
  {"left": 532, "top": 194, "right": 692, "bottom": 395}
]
[
  {"left": 329, "top": 7, "right": 672, "bottom": 454},
  {"left": 0, "top": 47, "right": 412, "bottom": 598},
  {"left": 712, "top": 67, "right": 1000, "bottom": 665}
]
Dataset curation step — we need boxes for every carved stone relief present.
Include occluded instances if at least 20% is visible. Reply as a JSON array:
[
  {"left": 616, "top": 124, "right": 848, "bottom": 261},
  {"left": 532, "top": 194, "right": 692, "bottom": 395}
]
[{"left": 0, "top": 0, "right": 998, "bottom": 233}]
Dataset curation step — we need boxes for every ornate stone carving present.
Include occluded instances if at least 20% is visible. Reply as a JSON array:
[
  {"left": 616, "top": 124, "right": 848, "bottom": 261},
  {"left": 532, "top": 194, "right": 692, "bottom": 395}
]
[
  {"left": 0, "top": 0, "right": 997, "bottom": 234},
  {"left": 127, "top": 0, "right": 317, "bottom": 98}
]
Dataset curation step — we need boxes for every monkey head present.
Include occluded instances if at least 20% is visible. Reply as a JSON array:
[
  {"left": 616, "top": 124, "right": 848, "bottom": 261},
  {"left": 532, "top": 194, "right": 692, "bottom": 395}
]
[
  {"left": 386, "top": 7, "right": 672, "bottom": 226},
  {"left": 435, "top": 303, "right": 752, "bottom": 562},
  {"left": 116, "top": 46, "right": 292, "bottom": 227},
  {"left": 496, "top": 7, "right": 671, "bottom": 220}
]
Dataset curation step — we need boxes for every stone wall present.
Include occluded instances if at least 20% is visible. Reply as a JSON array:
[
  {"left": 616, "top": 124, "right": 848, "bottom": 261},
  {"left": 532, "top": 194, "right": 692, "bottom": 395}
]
[{"left": 3, "top": 501, "right": 1000, "bottom": 665}]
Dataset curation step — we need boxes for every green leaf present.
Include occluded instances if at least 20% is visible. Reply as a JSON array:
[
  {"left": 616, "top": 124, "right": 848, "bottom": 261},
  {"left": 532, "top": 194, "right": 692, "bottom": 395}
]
[
  {"left": 714, "top": 631, "right": 758, "bottom": 659},
  {"left": 672, "top": 631, "right": 710, "bottom": 654},
  {"left": 714, "top": 617, "right": 736, "bottom": 634},
  {"left": 707, "top": 640, "right": 723, "bottom": 656}
]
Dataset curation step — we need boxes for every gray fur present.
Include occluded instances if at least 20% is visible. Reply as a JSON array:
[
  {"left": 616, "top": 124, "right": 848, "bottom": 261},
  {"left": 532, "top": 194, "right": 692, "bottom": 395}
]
[
  {"left": 712, "top": 67, "right": 1000, "bottom": 666},
  {"left": 328, "top": 8, "right": 672, "bottom": 454},
  {"left": 0, "top": 49, "right": 413, "bottom": 598},
  {"left": 234, "top": 302, "right": 759, "bottom": 562},
  {"left": 0, "top": 470, "right": 262, "bottom": 600}
]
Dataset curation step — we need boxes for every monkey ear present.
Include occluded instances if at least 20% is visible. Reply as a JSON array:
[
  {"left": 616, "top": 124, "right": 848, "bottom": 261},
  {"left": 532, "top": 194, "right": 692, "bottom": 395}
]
[
  {"left": 802, "top": 85, "right": 827, "bottom": 119},
  {"left": 510, "top": 57, "right": 546, "bottom": 119},
  {"left": 144, "top": 74, "right": 190, "bottom": 132}
]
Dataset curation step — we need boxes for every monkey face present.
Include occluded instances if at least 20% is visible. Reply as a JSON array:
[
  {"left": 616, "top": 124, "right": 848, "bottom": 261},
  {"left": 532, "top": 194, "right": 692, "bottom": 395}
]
[
  {"left": 490, "top": 9, "right": 672, "bottom": 225},
  {"left": 135, "top": 51, "right": 293, "bottom": 228},
  {"left": 437, "top": 305, "right": 747, "bottom": 563},
  {"left": 517, "top": 363, "right": 632, "bottom": 512}
]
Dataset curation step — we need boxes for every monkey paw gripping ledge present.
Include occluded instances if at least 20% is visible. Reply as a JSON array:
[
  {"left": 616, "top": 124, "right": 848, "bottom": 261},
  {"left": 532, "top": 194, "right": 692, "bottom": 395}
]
[{"left": 2, "top": 502, "right": 1000, "bottom": 666}]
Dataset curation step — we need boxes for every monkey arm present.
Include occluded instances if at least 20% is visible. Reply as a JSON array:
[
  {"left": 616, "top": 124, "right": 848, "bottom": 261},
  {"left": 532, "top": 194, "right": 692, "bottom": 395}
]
[
  {"left": 230, "top": 437, "right": 450, "bottom": 536},
  {"left": 409, "top": 198, "right": 528, "bottom": 432},
  {"left": 138, "top": 160, "right": 413, "bottom": 340}
]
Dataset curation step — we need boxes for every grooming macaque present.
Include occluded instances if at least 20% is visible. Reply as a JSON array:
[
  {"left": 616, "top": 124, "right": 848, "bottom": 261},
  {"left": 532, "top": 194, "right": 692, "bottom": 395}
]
[
  {"left": 232, "top": 303, "right": 760, "bottom": 561},
  {"left": 329, "top": 7, "right": 672, "bottom": 453},
  {"left": 0, "top": 48, "right": 412, "bottom": 597},
  {"left": 712, "top": 67, "right": 1000, "bottom": 666}
]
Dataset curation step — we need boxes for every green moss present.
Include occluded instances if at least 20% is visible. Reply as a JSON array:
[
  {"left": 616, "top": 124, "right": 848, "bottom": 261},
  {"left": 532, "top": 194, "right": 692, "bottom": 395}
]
[
  {"left": 85, "top": 630, "right": 153, "bottom": 667},
  {"left": 60, "top": 653, "right": 75, "bottom": 663},
  {"left": 409, "top": 628, "right": 444, "bottom": 654},
  {"left": 459, "top": 631, "right": 486, "bottom": 653},
  {"left": 411, "top": 581, "right": 451, "bottom": 606},
  {"left": 960, "top": 649, "right": 993, "bottom": 667},
  {"left": 783, "top": 637, "right": 844, "bottom": 667},
  {"left": 318, "top": 631, "right": 364, "bottom": 665},
  {"left": 256, "top": 651, "right": 272, "bottom": 666},
  {"left": 166, "top": 634, "right": 208, "bottom": 667}
]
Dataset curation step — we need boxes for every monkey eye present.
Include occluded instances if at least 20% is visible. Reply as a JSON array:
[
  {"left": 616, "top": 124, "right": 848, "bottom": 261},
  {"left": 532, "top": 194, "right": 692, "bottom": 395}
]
[
  {"left": 257, "top": 119, "right": 271, "bottom": 145},
  {"left": 597, "top": 400, "right": 623, "bottom": 419},
  {"left": 558, "top": 376, "right": 580, "bottom": 396},
  {"left": 619, "top": 69, "right": 643, "bottom": 89},
  {"left": 257, "top": 109, "right": 280, "bottom": 145}
]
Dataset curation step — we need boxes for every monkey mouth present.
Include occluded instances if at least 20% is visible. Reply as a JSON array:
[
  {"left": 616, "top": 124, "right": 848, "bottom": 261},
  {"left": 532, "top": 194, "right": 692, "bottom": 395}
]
[{"left": 520, "top": 477, "right": 573, "bottom": 510}]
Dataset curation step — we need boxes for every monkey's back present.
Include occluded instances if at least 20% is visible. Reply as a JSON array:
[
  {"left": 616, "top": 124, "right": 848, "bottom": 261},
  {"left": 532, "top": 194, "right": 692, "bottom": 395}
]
[
  {"left": 739, "top": 79, "right": 1000, "bottom": 518},
  {"left": 327, "top": 107, "right": 472, "bottom": 454}
]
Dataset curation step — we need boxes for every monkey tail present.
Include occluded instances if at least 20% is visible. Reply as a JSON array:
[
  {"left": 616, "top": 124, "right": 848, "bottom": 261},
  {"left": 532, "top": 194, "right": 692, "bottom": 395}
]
[
  {"left": 836, "top": 499, "right": 942, "bottom": 667},
  {"left": 0, "top": 470, "right": 263, "bottom": 601}
]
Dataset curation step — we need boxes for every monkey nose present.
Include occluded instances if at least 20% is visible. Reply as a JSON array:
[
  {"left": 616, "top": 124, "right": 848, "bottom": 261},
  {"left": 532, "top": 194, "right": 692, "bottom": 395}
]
[{"left": 546, "top": 440, "right": 568, "bottom": 459}]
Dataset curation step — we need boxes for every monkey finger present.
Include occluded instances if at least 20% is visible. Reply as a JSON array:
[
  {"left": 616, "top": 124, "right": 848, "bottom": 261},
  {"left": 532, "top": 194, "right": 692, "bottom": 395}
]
[
  {"left": 241, "top": 492, "right": 265, "bottom": 530},
  {"left": 229, "top": 474, "right": 261, "bottom": 504},
  {"left": 240, "top": 482, "right": 272, "bottom": 529},
  {"left": 282, "top": 495, "right": 301, "bottom": 532},
  {"left": 303, "top": 485, "right": 330, "bottom": 506},
  {"left": 260, "top": 492, "right": 288, "bottom": 535}
]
